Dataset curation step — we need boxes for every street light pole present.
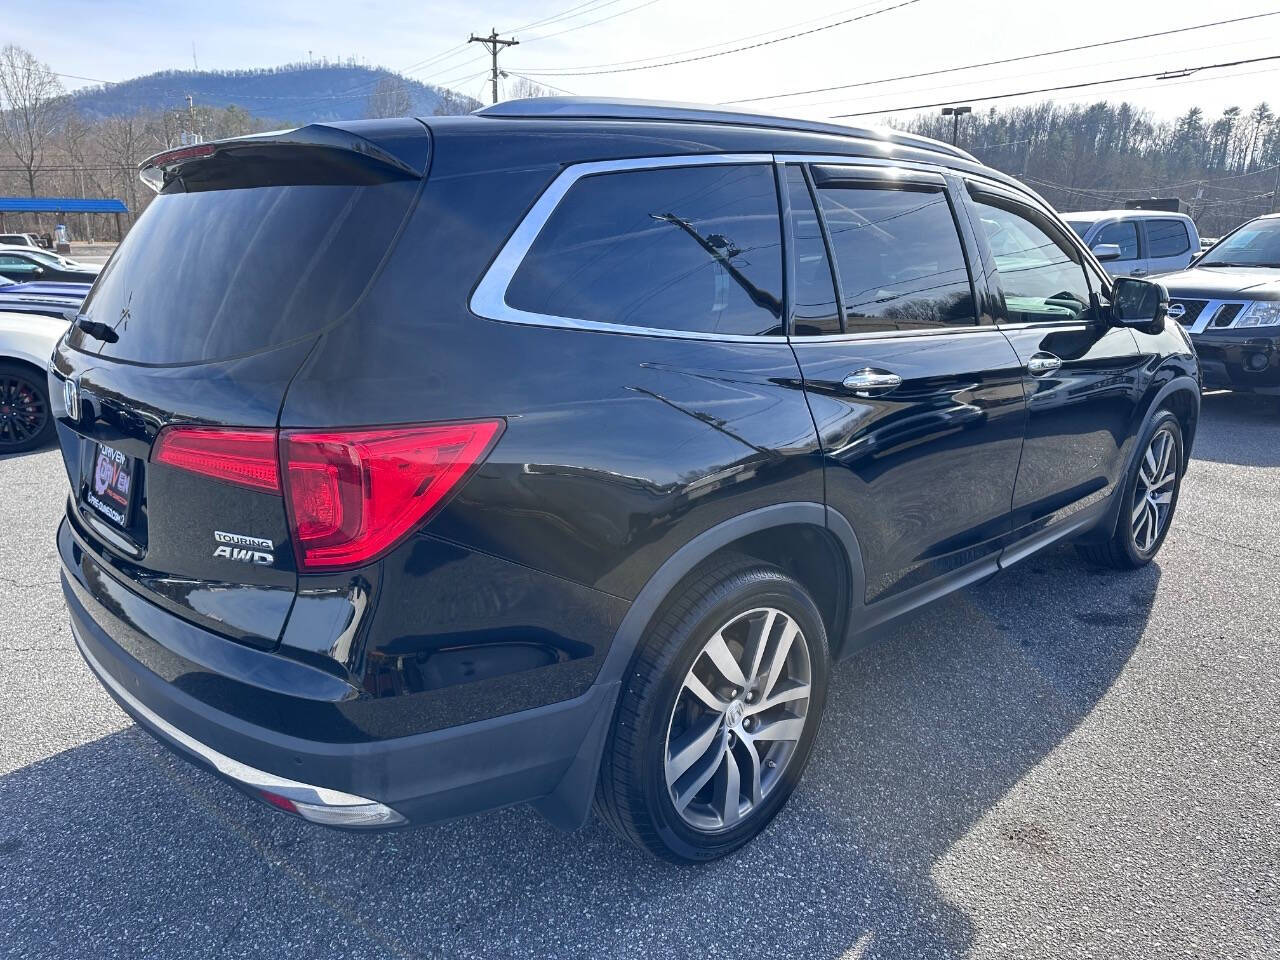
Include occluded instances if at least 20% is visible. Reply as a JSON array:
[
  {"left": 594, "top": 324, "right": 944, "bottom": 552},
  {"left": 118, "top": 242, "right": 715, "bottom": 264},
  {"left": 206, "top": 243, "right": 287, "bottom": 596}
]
[{"left": 941, "top": 105, "right": 972, "bottom": 145}]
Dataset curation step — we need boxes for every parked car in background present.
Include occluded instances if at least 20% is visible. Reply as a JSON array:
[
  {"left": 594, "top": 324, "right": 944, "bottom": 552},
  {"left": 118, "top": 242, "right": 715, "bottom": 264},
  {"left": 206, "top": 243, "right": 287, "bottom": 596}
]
[
  {"left": 1160, "top": 212, "right": 1280, "bottom": 397},
  {"left": 1065, "top": 210, "right": 1200, "bottom": 278},
  {"left": 0, "top": 274, "right": 90, "bottom": 320},
  {"left": 0, "top": 233, "right": 45, "bottom": 249},
  {"left": 1200, "top": 236, "right": 1218, "bottom": 251},
  {"left": 0, "top": 306, "right": 71, "bottom": 451},
  {"left": 0, "top": 248, "right": 99, "bottom": 283},
  {"left": 51, "top": 102, "right": 1199, "bottom": 863}
]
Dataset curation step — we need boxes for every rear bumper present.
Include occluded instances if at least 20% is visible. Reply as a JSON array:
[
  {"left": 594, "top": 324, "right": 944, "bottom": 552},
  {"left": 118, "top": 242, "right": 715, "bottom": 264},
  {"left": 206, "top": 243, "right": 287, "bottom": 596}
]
[
  {"left": 1190, "top": 330, "right": 1280, "bottom": 394},
  {"left": 61, "top": 522, "right": 619, "bottom": 830}
]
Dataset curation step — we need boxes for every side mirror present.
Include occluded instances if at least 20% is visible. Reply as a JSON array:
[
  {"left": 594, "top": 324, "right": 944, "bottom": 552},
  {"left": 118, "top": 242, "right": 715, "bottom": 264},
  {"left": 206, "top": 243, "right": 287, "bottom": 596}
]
[
  {"left": 1092, "top": 243, "right": 1123, "bottom": 262},
  {"left": 1112, "top": 277, "right": 1168, "bottom": 331},
  {"left": 32, "top": 266, "right": 44, "bottom": 277}
]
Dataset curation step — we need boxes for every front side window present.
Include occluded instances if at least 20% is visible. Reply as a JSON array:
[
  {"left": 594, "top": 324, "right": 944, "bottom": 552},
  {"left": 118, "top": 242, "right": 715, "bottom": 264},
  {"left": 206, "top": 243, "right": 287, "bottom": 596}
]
[
  {"left": 506, "top": 164, "right": 784, "bottom": 337},
  {"left": 813, "top": 182, "right": 976, "bottom": 333},
  {"left": 1145, "top": 219, "right": 1190, "bottom": 258},
  {"left": 973, "top": 197, "right": 1092, "bottom": 323},
  {"left": 1093, "top": 221, "right": 1139, "bottom": 260}
]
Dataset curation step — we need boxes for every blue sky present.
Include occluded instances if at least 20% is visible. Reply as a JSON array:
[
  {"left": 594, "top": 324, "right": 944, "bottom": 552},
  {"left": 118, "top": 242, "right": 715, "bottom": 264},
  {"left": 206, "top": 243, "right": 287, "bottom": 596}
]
[{"left": 15, "top": 0, "right": 1280, "bottom": 121}]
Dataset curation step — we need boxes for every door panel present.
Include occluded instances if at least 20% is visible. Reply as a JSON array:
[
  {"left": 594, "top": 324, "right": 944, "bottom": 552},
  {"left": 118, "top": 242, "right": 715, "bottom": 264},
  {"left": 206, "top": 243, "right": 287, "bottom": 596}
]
[
  {"left": 787, "top": 166, "right": 1025, "bottom": 603},
  {"left": 796, "top": 332, "right": 1026, "bottom": 601},
  {"left": 965, "top": 187, "right": 1143, "bottom": 532},
  {"left": 1142, "top": 217, "right": 1194, "bottom": 275}
]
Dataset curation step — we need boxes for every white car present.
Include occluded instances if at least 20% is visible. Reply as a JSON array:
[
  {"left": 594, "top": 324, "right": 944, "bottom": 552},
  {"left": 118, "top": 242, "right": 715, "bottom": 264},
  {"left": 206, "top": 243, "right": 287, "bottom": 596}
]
[{"left": 0, "top": 308, "right": 69, "bottom": 453}]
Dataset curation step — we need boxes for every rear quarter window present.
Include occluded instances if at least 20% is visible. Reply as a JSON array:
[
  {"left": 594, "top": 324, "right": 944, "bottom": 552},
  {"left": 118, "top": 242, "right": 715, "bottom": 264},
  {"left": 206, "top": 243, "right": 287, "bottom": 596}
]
[{"left": 505, "top": 163, "right": 784, "bottom": 337}]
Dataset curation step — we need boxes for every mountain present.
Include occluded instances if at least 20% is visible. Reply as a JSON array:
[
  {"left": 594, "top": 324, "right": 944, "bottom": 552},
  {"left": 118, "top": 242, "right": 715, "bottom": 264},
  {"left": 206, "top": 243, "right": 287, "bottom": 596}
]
[{"left": 67, "top": 62, "right": 478, "bottom": 125}]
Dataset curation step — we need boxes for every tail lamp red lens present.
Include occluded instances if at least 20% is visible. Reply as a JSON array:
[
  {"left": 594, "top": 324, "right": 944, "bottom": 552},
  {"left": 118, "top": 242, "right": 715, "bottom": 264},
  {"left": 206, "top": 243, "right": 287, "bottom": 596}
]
[
  {"left": 152, "top": 427, "right": 280, "bottom": 492},
  {"left": 150, "top": 420, "right": 503, "bottom": 571}
]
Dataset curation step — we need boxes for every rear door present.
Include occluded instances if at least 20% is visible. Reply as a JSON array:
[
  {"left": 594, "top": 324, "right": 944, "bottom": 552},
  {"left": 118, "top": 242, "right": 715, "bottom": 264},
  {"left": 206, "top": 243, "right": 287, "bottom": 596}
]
[
  {"left": 1091, "top": 219, "right": 1147, "bottom": 279},
  {"left": 1142, "top": 217, "right": 1195, "bottom": 275},
  {"left": 51, "top": 124, "right": 428, "bottom": 648},
  {"left": 962, "top": 183, "right": 1142, "bottom": 536},
  {"left": 782, "top": 161, "right": 1025, "bottom": 606}
]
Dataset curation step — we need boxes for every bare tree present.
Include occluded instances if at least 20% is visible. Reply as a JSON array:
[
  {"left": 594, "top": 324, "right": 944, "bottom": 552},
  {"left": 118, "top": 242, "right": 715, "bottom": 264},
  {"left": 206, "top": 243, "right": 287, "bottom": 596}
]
[
  {"left": 0, "top": 44, "right": 65, "bottom": 195},
  {"left": 365, "top": 77, "right": 412, "bottom": 119},
  {"left": 432, "top": 88, "right": 475, "bottom": 116},
  {"left": 505, "top": 77, "right": 554, "bottom": 102}
]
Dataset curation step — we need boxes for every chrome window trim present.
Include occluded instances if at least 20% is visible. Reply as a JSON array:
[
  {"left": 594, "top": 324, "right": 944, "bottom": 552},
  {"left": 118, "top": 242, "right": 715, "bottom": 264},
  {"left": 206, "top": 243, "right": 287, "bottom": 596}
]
[
  {"left": 469, "top": 150, "right": 1031, "bottom": 345},
  {"left": 469, "top": 152, "right": 792, "bottom": 343}
]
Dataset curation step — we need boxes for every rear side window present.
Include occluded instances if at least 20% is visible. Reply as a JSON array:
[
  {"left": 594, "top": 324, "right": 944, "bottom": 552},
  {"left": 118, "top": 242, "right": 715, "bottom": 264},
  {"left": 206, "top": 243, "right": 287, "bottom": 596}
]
[
  {"left": 1145, "top": 219, "right": 1190, "bottom": 258},
  {"left": 505, "top": 164, "right": 784, "bottom": 336},
  {"left": 784, "top": 166, "right": 841, "bottom": 336},
  {"left": 813, "top": 182, "right": 976, "bottom": 333},
  {"left": 71, "top": 180, "right": 419, "bottom": 364},
  {"left": 1094, "top": 221, "right": 1139, "bottom": 259}
]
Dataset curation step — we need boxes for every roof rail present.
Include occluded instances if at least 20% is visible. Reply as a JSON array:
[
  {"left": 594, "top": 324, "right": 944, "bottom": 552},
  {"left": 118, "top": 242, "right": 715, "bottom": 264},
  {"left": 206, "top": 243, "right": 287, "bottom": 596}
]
[{"left": 475, "top": 97, "right": 978, "bottom": 163}]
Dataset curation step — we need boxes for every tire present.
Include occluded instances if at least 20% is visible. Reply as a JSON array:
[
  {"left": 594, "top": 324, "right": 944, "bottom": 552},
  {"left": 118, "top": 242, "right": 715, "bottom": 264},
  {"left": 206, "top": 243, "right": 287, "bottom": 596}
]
[
  {"left": 0, "top": 361, "right": 54, "bottom": 454},
  {"left": 1076, "top": 408, "right": 1184, "bottom": 570},
  {"left": 595, "top": 557, "right": 830, "bottom": 862}
]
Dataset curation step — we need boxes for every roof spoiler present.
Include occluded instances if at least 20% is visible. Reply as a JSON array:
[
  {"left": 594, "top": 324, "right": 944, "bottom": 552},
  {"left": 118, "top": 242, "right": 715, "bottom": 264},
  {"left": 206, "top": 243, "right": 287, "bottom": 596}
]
[{"left": 139, "top": 120, "right": 430, "bottom": 193}]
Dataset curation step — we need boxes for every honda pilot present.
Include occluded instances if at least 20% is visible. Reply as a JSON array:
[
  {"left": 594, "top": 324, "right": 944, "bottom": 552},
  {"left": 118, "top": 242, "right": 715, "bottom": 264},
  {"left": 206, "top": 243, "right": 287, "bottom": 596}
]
[{"left": 52, "top": 100, "right": 1200, "bottom": 862}]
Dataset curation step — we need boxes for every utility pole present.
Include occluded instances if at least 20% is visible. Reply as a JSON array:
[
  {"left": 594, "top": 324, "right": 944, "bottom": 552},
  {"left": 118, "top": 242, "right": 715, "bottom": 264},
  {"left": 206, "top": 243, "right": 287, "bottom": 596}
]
[
  {"left": 469, "top": 28, "right": 519, "bottom": 105},
  {"left": 186, "top": 94, "right": 200, "bottom": 145},
  {"left": 941, "top": 105, "right": 971, "bottom": 146}
]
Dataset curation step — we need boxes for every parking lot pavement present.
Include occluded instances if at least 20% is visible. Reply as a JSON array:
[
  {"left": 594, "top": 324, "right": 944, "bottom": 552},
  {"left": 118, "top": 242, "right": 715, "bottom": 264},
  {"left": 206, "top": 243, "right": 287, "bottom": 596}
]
[{"left": 1, "top": 392, "right": 1277, "bottom": 960}]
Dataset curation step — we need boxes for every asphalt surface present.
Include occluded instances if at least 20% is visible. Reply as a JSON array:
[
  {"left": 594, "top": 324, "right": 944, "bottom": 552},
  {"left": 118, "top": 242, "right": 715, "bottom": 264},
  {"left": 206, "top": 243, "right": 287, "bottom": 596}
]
[{"left": 1, "top": 391, "right": 1277, "bottom": 959}]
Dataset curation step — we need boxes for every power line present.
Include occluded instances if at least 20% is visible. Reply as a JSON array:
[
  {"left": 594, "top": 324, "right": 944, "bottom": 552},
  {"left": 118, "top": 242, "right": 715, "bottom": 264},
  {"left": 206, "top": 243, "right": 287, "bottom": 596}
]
[
  {"left": 510, "top": 0, "right": 886, "bottom": 73},
  {"left": 520, "top": 0, "right": 665, "bottom": 45},
  {"left": 514, "top": 0, "right": 922, "bottom": 76},
  {"left": 725, "top": 9, "right": 1280, "bottom": 105},
  {"left": 504, "top": 0, "right": 633, "bottom": 34},
  {"left": 829, "top": 52, "right": 1280, "bottom": 118}
]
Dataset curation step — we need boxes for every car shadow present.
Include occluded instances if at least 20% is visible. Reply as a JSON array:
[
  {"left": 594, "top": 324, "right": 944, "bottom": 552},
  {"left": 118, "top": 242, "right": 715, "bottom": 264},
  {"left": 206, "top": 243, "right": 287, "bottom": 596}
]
[
  {"left": 1192, "top": 391, "right": 1280, "bottom": 467},
  {"left": 0, "top": 546, "right": 1157, "bottom": 960}
]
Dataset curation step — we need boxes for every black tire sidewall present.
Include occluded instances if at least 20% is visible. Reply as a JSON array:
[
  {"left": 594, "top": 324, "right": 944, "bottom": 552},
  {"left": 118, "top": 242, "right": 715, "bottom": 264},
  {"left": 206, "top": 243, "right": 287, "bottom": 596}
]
[
  {"left": 1121, "top": 409, "right": 1183, "bottom": 565},
  {"left": 632, "top": 570, "right": 829, "bottom": 862},
  {"left": 0, "top": 362, "right": 53, "bottom": 454}
]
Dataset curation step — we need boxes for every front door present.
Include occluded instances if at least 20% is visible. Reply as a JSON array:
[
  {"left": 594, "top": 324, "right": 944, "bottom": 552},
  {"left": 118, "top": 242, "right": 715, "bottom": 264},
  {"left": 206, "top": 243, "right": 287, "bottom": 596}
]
[
  {"left": 782, "top": 162, "right": 1026, "bottom": 605},
  {"left": 962, "top": 184, "right": 1143, "bottom": 534},
  {"left": 1091, "top": 219, "right": 1147, "bottom": 279}
]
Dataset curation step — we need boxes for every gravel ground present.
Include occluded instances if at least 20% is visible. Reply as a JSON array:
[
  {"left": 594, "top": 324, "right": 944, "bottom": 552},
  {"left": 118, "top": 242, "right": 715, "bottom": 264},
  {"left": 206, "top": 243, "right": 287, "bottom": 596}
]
[{"left": 0, "top": 391, "right": 1277, "bottom": 959}]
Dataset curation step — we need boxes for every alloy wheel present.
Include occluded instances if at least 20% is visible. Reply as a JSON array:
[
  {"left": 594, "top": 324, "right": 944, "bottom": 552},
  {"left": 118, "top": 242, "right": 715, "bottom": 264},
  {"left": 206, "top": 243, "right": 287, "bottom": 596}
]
[
  {"left": 0, "top": 374, "right": 47, "bottom": 450},
  {"left": 664, "top": 606, "right": 812, "bottom": 832},
  {"left": 1131, "top": 425, "right": 1178, "bottom": 553}
]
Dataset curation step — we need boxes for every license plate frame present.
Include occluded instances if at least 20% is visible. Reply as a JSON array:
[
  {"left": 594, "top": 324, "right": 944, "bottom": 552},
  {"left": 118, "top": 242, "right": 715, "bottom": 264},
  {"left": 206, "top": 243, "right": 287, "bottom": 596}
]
[{"left": 84, "top": 442, "right": 136, "bottom": 529}]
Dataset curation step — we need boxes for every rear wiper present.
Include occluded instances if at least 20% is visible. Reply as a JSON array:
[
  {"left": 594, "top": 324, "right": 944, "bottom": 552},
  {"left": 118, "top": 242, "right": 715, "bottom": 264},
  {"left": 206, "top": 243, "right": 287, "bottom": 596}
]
[{"left": 75, "top": 315, "right": 119, "bottom": 343}]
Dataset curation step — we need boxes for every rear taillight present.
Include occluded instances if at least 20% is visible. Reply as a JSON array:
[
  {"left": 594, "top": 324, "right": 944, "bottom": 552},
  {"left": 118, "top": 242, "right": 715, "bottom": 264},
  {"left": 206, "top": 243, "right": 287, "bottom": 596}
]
[
  {"left": 152, "top": 426, "right": 280, "bottom": 493},
  {"left": 151, "top": 420, "right": 503, "bottom": 571},
  {"left": 281, "top": 423, "right": 503, "bottom": 570}
]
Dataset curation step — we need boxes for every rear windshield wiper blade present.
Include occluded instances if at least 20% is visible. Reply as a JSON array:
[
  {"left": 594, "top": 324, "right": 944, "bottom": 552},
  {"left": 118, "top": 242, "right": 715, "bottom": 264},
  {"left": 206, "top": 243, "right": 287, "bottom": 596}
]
[{"left": 75, "top": 315, "right": 119, "bottom": 343}]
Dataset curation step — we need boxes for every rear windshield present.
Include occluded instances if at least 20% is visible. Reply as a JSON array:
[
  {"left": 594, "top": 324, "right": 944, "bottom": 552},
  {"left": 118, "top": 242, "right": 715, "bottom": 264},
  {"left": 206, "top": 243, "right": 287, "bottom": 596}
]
[{"left": 70, "top": 179, "right": 418, "bottom": 364}]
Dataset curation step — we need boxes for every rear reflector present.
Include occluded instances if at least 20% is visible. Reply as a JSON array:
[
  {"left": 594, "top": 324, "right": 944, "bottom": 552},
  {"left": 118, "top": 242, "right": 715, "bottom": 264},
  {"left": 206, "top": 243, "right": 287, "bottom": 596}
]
[
  {"left": 282, "top": 422, "right": 503, "bottom": 570},
  {"left": 151, "top": 420, "right": 503, "bottom": 571},
  {"left": 152, "top": 426, "right": 280, "bottom": 493}
]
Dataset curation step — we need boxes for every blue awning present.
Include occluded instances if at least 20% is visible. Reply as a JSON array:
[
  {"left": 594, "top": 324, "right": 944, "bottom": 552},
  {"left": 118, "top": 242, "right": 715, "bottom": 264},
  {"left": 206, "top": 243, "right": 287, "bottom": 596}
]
[{"left": 0, "top": 197, "right": 128, "bottom": 214}]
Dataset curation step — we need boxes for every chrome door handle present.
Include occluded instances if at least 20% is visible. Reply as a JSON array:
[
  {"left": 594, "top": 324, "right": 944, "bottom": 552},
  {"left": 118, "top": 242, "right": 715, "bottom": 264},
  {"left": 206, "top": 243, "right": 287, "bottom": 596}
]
[
  {"left": 1130, "top": 267, "right": 1147, "bottom": 277},
  {"left": 1027, "top": 353, "right": 1062, "bottom": 376},
  {"left": 842, "top": 368, "right": 902, "bottom": 395}
]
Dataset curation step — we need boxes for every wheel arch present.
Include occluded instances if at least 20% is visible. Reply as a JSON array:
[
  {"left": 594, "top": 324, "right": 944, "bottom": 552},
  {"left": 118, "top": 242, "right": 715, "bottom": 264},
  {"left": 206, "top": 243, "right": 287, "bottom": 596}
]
[{"left": 594, "top": 503, "right": 866, "bottom": 688}]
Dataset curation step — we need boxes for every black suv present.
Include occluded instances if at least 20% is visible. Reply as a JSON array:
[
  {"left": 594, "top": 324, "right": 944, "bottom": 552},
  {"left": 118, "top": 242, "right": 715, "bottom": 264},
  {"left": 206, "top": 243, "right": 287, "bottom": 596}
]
[
  {"left": 52, "top": 100, "right": 1200, "bottom": 862},
  {"left": 1158, "top": 212, "right": 1280, "bottom": 397}
]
